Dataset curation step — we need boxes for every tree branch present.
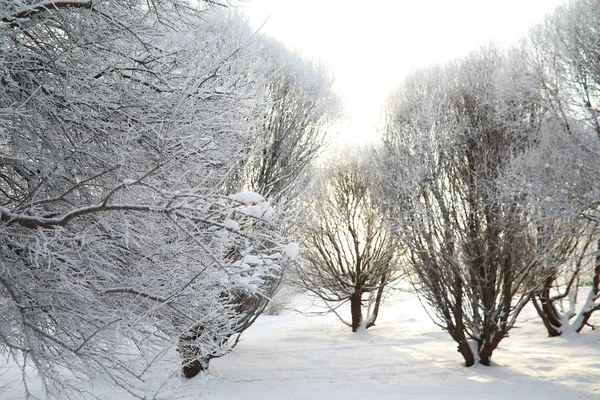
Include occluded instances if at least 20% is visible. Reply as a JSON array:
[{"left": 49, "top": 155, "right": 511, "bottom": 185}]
[{"left": 2, "top": 0, "right": 92, "bottom": 23}]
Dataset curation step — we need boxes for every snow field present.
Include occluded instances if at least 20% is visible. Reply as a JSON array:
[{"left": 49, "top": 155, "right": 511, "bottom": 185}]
[
  {"left": 200, "top": 290, "right": 600, "bottom": 400},
  {"left": 2, "top": 289, "right": 599, "bottom": 399}
]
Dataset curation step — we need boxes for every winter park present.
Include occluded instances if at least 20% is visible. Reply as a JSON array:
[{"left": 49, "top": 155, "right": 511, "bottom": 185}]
[{"left": 1, "top": 0, "right": 600, "bottom": 399}]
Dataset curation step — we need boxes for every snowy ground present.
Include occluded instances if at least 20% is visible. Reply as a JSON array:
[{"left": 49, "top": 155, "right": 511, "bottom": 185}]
[{"left": 2, "top": 289, "right": 600, "bottom": 399}]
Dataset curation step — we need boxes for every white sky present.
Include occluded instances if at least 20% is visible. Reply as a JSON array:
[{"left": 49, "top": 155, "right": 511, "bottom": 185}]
[{"left": 239, "top": 0, "right": 566, "bottom": 143}]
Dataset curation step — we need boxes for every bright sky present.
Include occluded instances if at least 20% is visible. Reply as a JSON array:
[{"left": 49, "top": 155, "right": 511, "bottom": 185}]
[{"left": 240, "top": 0, "right": 566, "bottom": 143}]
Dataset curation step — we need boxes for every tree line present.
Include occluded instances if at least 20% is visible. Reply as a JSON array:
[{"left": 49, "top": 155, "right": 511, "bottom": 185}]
[{"left": 299, "top": 0, "right": 600, "bottom": 368}]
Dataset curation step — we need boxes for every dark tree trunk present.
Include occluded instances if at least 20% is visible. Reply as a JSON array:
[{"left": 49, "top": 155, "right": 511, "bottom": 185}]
[
  {"left": 448, "top": 307, "right": 475, "bottom": 367},
  {"left": 366, "top": 275, "right": 387, "bottom": 329},
  {"left": 477, "top": 261, "right": 516, "bottom": 365},
  {"left": 531, "top": 291, "right": 563, "bottom": 337},
  {"left": 178, "top": 327, "right": 212, "bottom": 379},
  {"left": 455, "top": 335, "right": 475, "bottom": 367},
  {"left": 478, "top": 350, "right": 492, "bottom": 366},
  {"left": 530, "top": 271, "right": 563, "bottom": 336},
  {"left": 182, "top": 358, "right": 206, "bottom": 379},
  {"left": 350, "top": 290, "right": 363, "bottom": 332},
  {"left": 452, "top": 278, "right": 475, "bottom": 367},
  {"left": 478, "top": 342, "right": 496, "bottom": 366},
  {"left": 477, "top": 325, "right": 508, "bottom": 366}
]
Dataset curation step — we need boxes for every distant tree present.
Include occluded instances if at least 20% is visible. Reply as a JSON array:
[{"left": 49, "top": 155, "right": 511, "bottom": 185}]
[
  {"left": 380, "top": 46, "right": 545, "bottom": 366},
  {"left": 221, "top": 38, "right": 340, "bottom": 216},
  {"left": 296, "top": 149, "right": 400, "bottom": 332},
  {"left": 0, "top": 2, "right": 296, "bottom": 397}
]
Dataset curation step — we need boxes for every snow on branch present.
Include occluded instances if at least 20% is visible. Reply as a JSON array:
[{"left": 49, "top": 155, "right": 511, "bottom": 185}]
[
  {"left": 228, "top": 192, "right": 276, "bottom": 220},
  {"left": 1, "top": 0, "right": 92, "bottom": 23},
  {"left": 0, "top": 203, "right": 163, "bottom": 228}
]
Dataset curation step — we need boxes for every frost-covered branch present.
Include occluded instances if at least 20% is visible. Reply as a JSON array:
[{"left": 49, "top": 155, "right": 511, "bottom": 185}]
[{"left": 1, "top": 0, "right": 92, "bottom": 23}]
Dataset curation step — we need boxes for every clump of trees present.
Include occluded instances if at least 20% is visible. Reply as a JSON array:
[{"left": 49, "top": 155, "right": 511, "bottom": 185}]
[
  {"left": 0, "top": 0, "right": 338, "bottom": 397},
  {"left": 379, "top": 0, "right": 600, "bottom": 366},
  {"left": 296, "top": 150, "right": 400, "bottom": 332}
]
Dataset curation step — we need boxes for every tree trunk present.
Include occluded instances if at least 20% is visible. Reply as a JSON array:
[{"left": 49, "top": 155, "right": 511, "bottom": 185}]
[
  {"left": 477, "top": 326, "right": 508, "bottom": 366},
  {"left": 181, "top": 357, "right": 207, "bottom": 379},
  {"left": 531, "top": 292, "right": 563, "bottom": 337},
  {"left": 456, "top": 339, "right": 475, "bottom": 367},
  {"left": 178, "top": 328, "right": 211, "bottom": 379},
  {"left": 530, "top": 272, "right": 564, "bottom": 336},
  {"left": 478, "top": 345, "right": 493, "bottom": 366},
  {"left": 452, "top": 277, "right": 475, "bottom": 367},
  {"left": 449, "top": 327, "right": 475, "bottom": 367},
  {"left": 365, "top": 275, "right": 386, "bottom": 329},
  {"left": 350, "top": 290, "right": 363, "bottom": 332}
]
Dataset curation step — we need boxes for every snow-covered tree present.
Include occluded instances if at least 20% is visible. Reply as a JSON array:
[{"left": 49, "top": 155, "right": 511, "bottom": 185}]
[
  {"left": 242, "top": 45, "right": 339, "bottom": 206},
  {"left": 215, "top": 37, "right": 340, "bottom": 328},
  {"left": 183, "top": 19, "right": 341, "bottom": 358},
  {"left": 511, "top": 0, "right": 600, "bottom": 335},
  {"left": 296, "top": 149, "right": 400, "bottom": 332},
  {"left": 0, "top": 2, "right": 297, "bottom": 397},
  {"left": 380, "top": 46, "right": 545, "bottom": 366}
]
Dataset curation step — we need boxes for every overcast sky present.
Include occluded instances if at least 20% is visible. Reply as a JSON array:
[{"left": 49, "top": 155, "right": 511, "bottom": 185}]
[{"left": 240, "top": 0, "right": 566, "bottom": 142}]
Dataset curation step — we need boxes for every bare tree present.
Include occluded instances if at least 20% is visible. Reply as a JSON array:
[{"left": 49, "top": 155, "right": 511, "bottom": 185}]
[
  {"left": 0, "top": 2, "right": 296, "bottom": 397},
  {"left": 296, "top": 149, "right": 400, "bottom": 332},
  {"left": 380, "top": 46, "right": 545, "bottom": 366},
  {"left": 501, "top": 112, "right": 600, "bottom": 337}
]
